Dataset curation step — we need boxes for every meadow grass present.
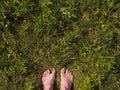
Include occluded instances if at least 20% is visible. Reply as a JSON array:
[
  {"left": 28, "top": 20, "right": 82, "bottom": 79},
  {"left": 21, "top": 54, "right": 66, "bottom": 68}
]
[{"left": 0, "top": 0, "right": 120, "bottom": 90}]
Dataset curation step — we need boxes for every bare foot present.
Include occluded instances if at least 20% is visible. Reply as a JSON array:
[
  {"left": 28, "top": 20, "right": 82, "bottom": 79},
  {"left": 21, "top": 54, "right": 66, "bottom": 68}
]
[
  {"left": 60, "top": 68, "right": 73, "bottom": 90},
  {"left": 42, "top": 68, "right": 56, "bottom": 90}
]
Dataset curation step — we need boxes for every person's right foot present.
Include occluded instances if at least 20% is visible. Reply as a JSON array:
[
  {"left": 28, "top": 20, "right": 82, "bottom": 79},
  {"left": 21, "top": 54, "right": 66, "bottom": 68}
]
[{"left": 60, "top": 68, "right": 73, "bottom": 90}]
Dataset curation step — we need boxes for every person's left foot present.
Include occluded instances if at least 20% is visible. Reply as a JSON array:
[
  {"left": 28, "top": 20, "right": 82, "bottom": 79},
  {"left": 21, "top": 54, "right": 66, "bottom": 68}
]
[{"left": 42, "top": 68, "right": 56, "bottom": 90}]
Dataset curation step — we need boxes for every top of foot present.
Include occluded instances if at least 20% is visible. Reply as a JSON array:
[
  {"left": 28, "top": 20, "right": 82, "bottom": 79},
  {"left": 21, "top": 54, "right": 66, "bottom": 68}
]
[
  {"left": 60, "top": 68, "right": 73, "bottom": 90},
  {"left": 42, "top": 68, "right": 56, "bottom": 90}
]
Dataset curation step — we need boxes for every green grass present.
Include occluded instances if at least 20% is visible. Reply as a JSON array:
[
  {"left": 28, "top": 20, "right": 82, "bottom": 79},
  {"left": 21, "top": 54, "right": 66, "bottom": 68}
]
[{"left": 0, "top": 0, "right": 120, "bottom": 90}]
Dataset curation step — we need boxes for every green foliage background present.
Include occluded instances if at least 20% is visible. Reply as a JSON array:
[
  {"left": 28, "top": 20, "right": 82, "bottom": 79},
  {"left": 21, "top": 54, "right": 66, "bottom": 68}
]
[{"left": 0, "top": 0, "right": 120, "bottom": 90}]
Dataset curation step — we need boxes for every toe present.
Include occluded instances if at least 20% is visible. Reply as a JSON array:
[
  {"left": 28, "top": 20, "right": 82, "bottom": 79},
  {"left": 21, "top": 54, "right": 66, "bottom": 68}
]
[
  {"left": 43, "top": 69, "right": 49, "bottom": 77},
  {"left": 66, "top": 69, "right": 73, "bottom": 81},
  {"left": 66, "top": 69, "right": 70, "bottom": 74},
  {"left": 43, "top": 69, "right": 50, "bottom": 77},
  {"left": 47, "top": 69, "right": 50, "bottom": 74},
  {"left": 51, "top": 68, "right": 56, "bottom": 74},
  {"left": 69, "top": 71, "right": 72, "bottom": 75},
  {"left": 71, "top": 75, "right": 73, "bottom": 82},
  {"left": 61, "top": 68, "right": 65, "bottom": 75},
  {"left": 70, "top": 73, "right": 73, "bottom": 81}
]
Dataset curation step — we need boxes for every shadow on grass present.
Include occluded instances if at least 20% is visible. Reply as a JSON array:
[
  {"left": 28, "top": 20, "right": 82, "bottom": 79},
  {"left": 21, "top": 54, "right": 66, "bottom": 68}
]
[
  {"left": 71, "top": 82, "right": 74, "bottom": 90},
  {"left": 54, "top": 80, "right": 59, "bottom": 90}
]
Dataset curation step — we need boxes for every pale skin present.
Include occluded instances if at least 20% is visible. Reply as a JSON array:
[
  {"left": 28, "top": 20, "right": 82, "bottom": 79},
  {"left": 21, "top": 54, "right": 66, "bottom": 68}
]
[{"left": 42, "top": 68, "right": 73, "bottom": 90}]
